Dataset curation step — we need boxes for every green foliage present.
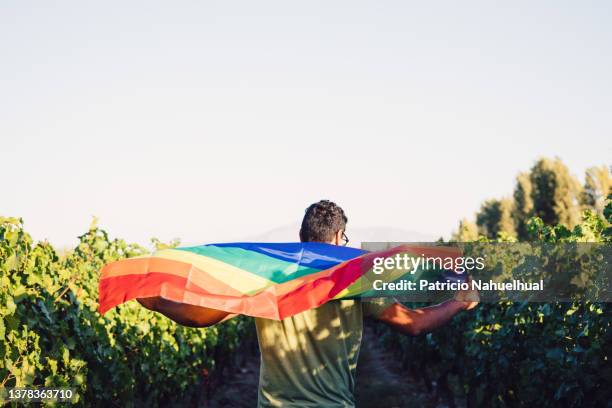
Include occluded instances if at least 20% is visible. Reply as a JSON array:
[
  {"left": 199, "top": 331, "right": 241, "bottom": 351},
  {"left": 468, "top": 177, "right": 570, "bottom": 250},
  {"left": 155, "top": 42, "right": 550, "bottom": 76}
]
[
  {"left": 458, "top": 157, "right": 608, "bottom": 242},
  {"left": 475, "top": 198, "right": 516, "bottom": 239},
  {"left": 379, "top": 200, "right": 612, "bottom": 407},
  {"left": 452, "top": 218, "right": 479, "bottom": 241},
  {"left": 151, "top": 237, "right": 181, "bottom": 251},
  {"left": 530, "top": 157, "right": 582, "bottom": 228},
  {"left": 0, "top": 218, "right": 251, "bottom": 407},
  {"left": 581, "top": 166, "right": 611, "bottom": 216},
  {"left": 512, "top": 172, "right": 534, "bottom": 239}
]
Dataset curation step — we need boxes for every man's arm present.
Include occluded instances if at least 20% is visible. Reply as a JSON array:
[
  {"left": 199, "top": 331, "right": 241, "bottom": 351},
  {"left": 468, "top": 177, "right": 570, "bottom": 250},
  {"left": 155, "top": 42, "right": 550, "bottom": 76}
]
[
  {"left": 377, "top": 300, "right": 467, "bottom": 336},
  {"left": 376, "top": 280, "right": 479, "bottom": 336},
  {"left": 137, "top": 297, "right": 231, "bottom": 328}
]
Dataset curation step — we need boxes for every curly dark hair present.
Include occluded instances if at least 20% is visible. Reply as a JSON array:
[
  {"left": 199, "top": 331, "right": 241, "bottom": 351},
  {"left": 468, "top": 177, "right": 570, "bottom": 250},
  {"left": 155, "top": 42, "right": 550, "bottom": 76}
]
[{"left": 299, "top": 200, "right": 347, "bottom": 243}]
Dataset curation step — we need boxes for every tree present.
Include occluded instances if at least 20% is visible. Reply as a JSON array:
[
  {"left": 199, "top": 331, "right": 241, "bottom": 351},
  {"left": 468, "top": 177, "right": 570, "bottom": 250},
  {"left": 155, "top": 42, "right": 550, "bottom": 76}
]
[
  {"left": 581, "top": 165, "right": 611, "bottom": 216},
  {"left": 529, "top": 158, "right": 581, "bottom": 228},
  {"left": 475, "top": 198, "right": 516, "bottom": 239},
  {"left": 452, "top": 218, "right": 479, "bottom": 241},
  {"left": 513, "top": 172, "right": 534, "bottom": 240}
]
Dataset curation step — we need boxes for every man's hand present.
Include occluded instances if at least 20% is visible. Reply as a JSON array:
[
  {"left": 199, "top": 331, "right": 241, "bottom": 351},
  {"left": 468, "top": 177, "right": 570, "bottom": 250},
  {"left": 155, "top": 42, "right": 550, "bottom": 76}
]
[{"left": 454, "top": 276, "right": 480, "bottom": 311}]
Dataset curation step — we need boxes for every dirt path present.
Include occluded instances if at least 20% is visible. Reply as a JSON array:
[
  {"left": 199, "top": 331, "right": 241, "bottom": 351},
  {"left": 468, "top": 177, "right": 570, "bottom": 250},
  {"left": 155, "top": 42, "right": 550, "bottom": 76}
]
[
  {"left": 206, "top": 326, "right": 445, "bottom": 408},
  {"left": 205, "top": 352, "right": 260, "bottom": 408},
  {"left": 354, "top": 326, "right": 446, "bottom": 408}
]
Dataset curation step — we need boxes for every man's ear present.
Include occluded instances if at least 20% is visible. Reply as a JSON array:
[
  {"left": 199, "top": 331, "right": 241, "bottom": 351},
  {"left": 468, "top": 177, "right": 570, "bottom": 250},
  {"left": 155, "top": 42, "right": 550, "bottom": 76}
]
[{"left": 334, "top": 230, "right": 343, "bottom": 245}]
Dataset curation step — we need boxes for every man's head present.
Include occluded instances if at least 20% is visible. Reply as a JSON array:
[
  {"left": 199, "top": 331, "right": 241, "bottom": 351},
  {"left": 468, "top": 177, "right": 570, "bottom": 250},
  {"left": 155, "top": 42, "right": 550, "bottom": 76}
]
[{"left": 299, "top": 200, "right": 348, "bottom": 245}]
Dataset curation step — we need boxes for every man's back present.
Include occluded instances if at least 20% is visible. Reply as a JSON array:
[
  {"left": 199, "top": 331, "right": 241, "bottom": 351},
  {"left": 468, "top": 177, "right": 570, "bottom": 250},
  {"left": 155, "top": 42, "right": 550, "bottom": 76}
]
[{"left": 255, "top": 299, "right": 392, "bottom": 407}]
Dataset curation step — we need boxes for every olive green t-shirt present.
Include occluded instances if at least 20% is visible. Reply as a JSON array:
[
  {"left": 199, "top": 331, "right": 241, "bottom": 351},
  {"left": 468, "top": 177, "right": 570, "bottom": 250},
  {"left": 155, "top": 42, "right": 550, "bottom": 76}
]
[{"left": 254, "top": 299, "right": 394, "bottom": 408}]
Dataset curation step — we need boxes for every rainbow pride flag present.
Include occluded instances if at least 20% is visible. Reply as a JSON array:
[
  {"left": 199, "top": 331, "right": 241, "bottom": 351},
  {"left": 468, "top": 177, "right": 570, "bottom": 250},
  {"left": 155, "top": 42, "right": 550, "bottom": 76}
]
[{"left": 98, "top": 243, "right": 463, "bottom": 320}]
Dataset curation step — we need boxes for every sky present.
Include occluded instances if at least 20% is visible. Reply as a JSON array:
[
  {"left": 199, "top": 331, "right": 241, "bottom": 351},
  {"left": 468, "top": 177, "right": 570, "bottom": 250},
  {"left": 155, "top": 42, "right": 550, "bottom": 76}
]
[{"left": 1, "top": 1, "right": 611, "bottom": 248}]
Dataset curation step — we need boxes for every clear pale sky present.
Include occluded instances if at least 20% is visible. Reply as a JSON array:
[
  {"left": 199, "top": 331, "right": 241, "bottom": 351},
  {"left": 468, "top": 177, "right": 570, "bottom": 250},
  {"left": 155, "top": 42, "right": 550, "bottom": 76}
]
[{"left": 1, "top": 1, "right": 610, "bottom": 248}]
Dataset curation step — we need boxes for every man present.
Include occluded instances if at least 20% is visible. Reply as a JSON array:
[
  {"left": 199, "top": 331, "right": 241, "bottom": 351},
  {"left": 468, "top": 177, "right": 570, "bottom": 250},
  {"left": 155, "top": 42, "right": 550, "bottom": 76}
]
[{"left": 138, "top": 200, "right": 478, "bottom": 407}]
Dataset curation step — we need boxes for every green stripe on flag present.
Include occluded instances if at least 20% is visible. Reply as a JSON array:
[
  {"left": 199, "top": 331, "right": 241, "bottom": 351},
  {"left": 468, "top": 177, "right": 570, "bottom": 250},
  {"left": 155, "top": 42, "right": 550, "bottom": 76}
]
[{"left": 177, "top": 245, "right": 322, "bottom": 283}]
